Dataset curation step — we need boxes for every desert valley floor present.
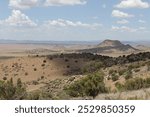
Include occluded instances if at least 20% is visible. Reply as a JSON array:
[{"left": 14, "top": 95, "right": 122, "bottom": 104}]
[{"left": 1, "top": 40, "right": 150, "bottom": 100}]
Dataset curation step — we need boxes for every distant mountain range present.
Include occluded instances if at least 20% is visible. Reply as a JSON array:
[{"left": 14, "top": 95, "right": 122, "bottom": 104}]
[
  {"left": 78, "top": 39, "right": 138, "bottom": 54},
  {"left": 0, "top": 39, "right": 97, "bottom": 45},
  {"left": 0, "top": 39, "right": 150, "bottom": 46}
]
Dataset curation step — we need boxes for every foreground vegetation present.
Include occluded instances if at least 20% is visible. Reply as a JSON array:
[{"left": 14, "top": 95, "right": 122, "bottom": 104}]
[
  {"left": 64, "top": 72, "right": 108, "bottom": 98},
  {"left": 1, "top": 52, "right": 150, "bottom": 99},
  {"left": 0, "top": 78, "right": 26, "bottom": 100}
]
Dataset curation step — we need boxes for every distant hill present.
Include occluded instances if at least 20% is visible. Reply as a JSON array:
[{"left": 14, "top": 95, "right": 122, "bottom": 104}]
[
  {"left": 97, "top": 39, "right": 124, "bottom": 47},
  {"left": 78, "top": 39, "right": 138, "bottom": 54}
]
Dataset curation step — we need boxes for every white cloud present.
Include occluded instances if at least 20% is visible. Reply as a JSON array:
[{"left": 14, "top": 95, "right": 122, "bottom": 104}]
[
  {"left": 112, "top": 26, "right": 137, "bottom": 32},
  {"left": 9, "top": 0, "right": 39, "bottom": 9},
  {"left": 138, "top": 19, "right": 146, "bottom": 23},
  {"left": 44, "top": 0, "right": 86, "bottom": 6},
  {"left": 115, "top": 0, "right": 149, "bottom": 9},
  {"left": 0, "top": 10, "right": 37, "bottom": 27},
  {"left": 44, "top": 19, "right": 102, "bottom": 29},
  {"left": 112, "top": 10, "right": 134, "bottom": 18},
  {"left": 117, "top": 19, "right": 129, "bottom": 24}
]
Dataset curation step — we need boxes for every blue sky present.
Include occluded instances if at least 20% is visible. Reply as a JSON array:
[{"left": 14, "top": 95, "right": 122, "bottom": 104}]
[{"left": 0, "top": 0, "right": 150, "bottom": 41}]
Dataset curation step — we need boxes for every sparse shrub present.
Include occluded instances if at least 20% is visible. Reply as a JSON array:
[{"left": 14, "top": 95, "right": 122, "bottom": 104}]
[
  {"left": 125, "top": 78, "right": 144, "bottom": 90},
  {"left": 39, "top": 91, "right": 52, "bottom": 100},
  {"left": 128, "top": 65, "right": 134, "bottom": 70},
  {"left": 107, "top": 76, "right": 111, "bottom": 80},
  {"left": 118, "top": 69, "right": 126, "bottom": 76},
  {"left": 27, "top": 90, "right": 52, "bottom": 100},
  {"left": 109, "top": 69, "right": 117, "bottom": 75},
  {"left": 124, "top": 78, "right": 150, "bottom": 91},
  {"left": 134, "top": 68, "right": 140, "bottom": 72},
  {"left": 41, "top": 76, "right": 44, "bottom": 79},
  {"left": 27, "top": 91, "right": 40, "bottom": 100},
  {"left": 125, "top": 70, "right": 133, "bottom": 80},
  {"left": 111, "top": 73, "right": 119, "bottom": 81},
  {"left": 3, "top": 77, "right": 7, "bottom": 81},
  {"left": 82, "top": 67, "right": 88, "bottom": 73},
  {"left": 68, "top": 77, "right": 75, "bottom": 82},
  {"left": 49, "top": 57, "right": 53, "bottom": 60},
  {"left": 115, "top": 82, "right": 124, "bottom": 92},
  {"left": 75, "top": 60, "right": 78, "bottom": 63},
  {"left": 25, "top": 72, "right": 28, "bottom": 76},
  {"left": 43, "top": 60, "right": 46, "bottom": 63},
  {"left": 41, "top": 64, "right": 45, "bottom": 67},
  {"left": 82, "top": 61, "right": 103, "bottom": 73},
  {"left": 67, "top": 65, "right": 70, "bottom": 68},
  {"left": 34, "top": 68, "right": 37, "bottom": 71},
  {"left": 144, "top": 78, "right": 150, "bottom": 88},
  {"left": 147, "top": 63, "right": 150, "bottom": 71},
  {"left": 32, "top": 80, "right": 39, "bottom": 85},
  {"left": 65, "top": 59, "right": 69, "bottom": 62}
]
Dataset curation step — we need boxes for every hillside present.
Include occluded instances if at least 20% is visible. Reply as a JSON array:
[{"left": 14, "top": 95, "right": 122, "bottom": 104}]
[
  {"left": 78, "top": 39, "right": 138, "bottom": 54},
  {"left": 1, "top": 52, "right": 150, "bottom": 99}
]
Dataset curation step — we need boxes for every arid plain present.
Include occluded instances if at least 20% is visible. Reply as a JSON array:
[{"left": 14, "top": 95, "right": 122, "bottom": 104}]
[{"left": 1, "top": 40, "right": 150, "bottom": 100}]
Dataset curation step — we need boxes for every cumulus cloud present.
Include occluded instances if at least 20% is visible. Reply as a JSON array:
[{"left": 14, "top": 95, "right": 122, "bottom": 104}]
[
  {"left": 112, "top": 26, "right": 137, "bottom": 32},
  {"left": 117, "top": 19, "right": 129, "bottom": 24},
  {"left": 44, "top": 0, "right": 86, "bottom": 6},
  {"left": 0, "top": 10, "right": 37, "bottom": 27},
  {"left": 9, "top": 0, "right": 87, "bottom": 9},
  {"left": 112, "top": 10, "right": 134, "bottom": 18},
  {"left": 115, "top": 0, "right": 149, "bottom": 9},
  {"left": 44, "top": 19, "right": 102, "bottom": 29},
  {"left": 9, "top": 0, "right": 39, "bottom": 9},
  {"left": 112, "top": 25, "right": 146, "bottom": 32}
]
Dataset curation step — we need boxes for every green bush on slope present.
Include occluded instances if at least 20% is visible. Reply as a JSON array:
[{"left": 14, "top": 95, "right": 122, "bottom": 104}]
[
  {"left": 64, "top": 72, "right": 108, "bottom": 98},
  {"left": 0, "top": 78, "right": 26, "bottom": 100}
]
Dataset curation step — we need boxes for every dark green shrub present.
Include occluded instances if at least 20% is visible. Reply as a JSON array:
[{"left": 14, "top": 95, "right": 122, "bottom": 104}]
[
  {"left": 25, "top": 72, "right": 28, "bottom": 76},
  {"left": 43, "top": 60, "right": 46, "bottom": 63},
  {"left": 134, "top": 68, "right": 140, "bottom": 72},
  {"left": 144, "top": 78, "right": 150, "bottom": 88},
  {"left": 67, "top": 65, "right": 70, "bottom": 68},
  {"left": 111, "top": 73, "right": 119, "bottom": 81},
  {"left": 64, "top": 72, "right": 107, "bottom": 98},
  {"left": 125, "top": 78, "right": 144, "bottom": 90},
  {"left": 34, "top": 68, "right": 37, "bottom": 71},
  {"left": 82, "top": 62, "right": 103, "bottom": 73},
  {"left": 3, "top": 77, "right": 7, "bottom": 81},
  {"left": 27, "top": 91, "right": 40, "bottom": 100},
  {"left": 65, "top": 59, "right": 69, "bottom": 62},
  {"left": 109, "top": 69, "right": 116, "bottom": 75},
  {"left": 118, "top": 69, "right": 126, "bottom": 75},
  {"left": 32, "top": 80, "right": 39, "bottom": 85},
  {"left": 0, "top": 78, "right": 26, "bottom": 100},
  {"left": 125, "top": 70, "right": 133, "bottom": 80},
  {"left": 75, "top": 60, "right": 78, "bottom": 63},
  {"left": 115, "top": 82, "right": 124, "bottom": 92},
  {"left": 41, "top": 64, "right": 45, "bottom": 67}
]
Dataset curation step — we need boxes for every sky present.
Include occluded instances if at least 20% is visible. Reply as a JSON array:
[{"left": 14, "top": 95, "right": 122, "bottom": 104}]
[{"left": 0, "top": 0, "right": 150, "bottom": 41}]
